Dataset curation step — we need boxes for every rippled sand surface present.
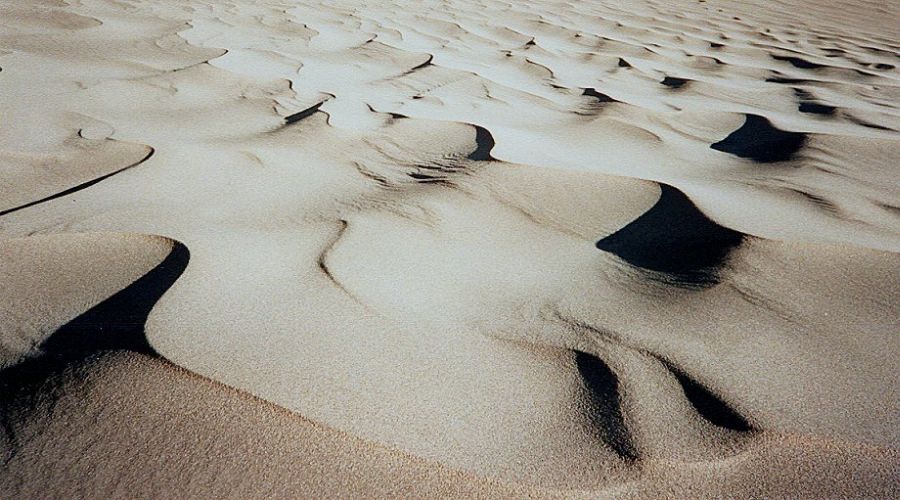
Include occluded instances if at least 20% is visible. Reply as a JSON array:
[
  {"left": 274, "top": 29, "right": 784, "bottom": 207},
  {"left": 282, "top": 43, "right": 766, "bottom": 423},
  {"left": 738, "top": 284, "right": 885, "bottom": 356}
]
[{"left": 1, "top": 0, "right": 898, "bottom": 497}]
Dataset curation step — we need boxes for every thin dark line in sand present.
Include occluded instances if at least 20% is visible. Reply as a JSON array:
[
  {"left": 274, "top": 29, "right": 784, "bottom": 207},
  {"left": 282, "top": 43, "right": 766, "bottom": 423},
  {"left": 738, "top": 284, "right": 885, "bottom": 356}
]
[
  {"left": 284, "top": 100, "right": 327, "bottom": 125},
  {"left": 0, "top": 142, "right": 155, "bottom": 218},
  {"left": 316, "top": 220, "right": 375, "bottom": 311},
  {"left": 396, "top": 53, "right": 434, "bottom": 78}
]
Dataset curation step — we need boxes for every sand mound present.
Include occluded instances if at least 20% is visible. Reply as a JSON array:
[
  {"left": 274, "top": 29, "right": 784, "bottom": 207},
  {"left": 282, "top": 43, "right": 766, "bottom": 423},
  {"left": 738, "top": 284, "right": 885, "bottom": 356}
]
[
  {"left": 0, "top": 352, "right": 544, "bottom": 499},
  {"left": 0, "top": 233, "right": 174, "bottom": 369},
  {"left": 3, "top": 352, "right": 895, "bottom": 498}
]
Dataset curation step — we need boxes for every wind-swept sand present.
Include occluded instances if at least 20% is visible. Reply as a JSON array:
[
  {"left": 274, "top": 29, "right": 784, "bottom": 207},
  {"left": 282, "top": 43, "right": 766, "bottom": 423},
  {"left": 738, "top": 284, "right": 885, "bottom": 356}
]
[{"left": 1, "top": 0, "right": 898, "bottom": 497}]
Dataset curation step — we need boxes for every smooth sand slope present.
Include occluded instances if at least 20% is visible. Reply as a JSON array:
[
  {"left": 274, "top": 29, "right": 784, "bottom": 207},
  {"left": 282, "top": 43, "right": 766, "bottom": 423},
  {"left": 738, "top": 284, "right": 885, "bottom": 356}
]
[{"left": 0, "top": 0, "right": 898, "bottom": 497}]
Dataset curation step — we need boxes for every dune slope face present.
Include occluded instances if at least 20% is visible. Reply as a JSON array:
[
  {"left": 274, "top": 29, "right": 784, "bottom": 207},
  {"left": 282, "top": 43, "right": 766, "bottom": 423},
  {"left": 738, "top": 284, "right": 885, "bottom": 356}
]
[{"left": 1, "top": 0, "right": 898, "bottom": 497}]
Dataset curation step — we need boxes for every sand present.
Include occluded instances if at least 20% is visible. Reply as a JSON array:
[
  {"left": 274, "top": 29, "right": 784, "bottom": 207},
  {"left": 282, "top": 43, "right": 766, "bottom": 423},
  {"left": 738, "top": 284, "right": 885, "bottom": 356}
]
[{"left": 1, "top": 0, "right": 898, "bottom": 497}]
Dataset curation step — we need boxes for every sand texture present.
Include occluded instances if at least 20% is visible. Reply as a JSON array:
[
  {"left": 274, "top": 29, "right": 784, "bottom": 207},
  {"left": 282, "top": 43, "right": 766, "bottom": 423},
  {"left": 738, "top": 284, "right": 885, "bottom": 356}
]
[{"left": 1, "top": 0, "right": 898, "bottom": 497}]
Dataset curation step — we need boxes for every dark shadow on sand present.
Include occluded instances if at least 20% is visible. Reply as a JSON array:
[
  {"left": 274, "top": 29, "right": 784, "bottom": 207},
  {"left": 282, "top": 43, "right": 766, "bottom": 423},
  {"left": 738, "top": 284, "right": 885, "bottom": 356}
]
[
  {"left": 711, "top": 114, "right": 806, "bottom": 163},
  {"left": 799, "top": 102, "right": 836, "bottom": 115},
  {"left": 771, "top": 54, "right": 825, "bottom": 70},
  {"left": 575, "top": 351, "right": 637, "bottom": 460},
  {"left": 0, "top": 147, "right": 155, "bottom": 218},
  {"left": 795, "top": 89, "right": 836, "bottom": 115},
  {"left": 662, "top": 361, "right": 753, "bottom": 432},
  {"left": 766, "top": 75, "right": 811, "bottom": 84},
  {"left": 467, "top": 126, "right": 496, "bottom": 161},
  {"left": 661, "top": 76, "right": 689, "bottom": 89},
  {"left": 596, "top": 184, "right": 744, "bottom": 288},
  {"left": 582, "top": 88, "right": 617, "bottom": 103},
  {"left": 0, "top": 242, "right": 190, "bottom": 398},
  {"left": 284, "top": 101, "right": 325, "bottom": 125}
]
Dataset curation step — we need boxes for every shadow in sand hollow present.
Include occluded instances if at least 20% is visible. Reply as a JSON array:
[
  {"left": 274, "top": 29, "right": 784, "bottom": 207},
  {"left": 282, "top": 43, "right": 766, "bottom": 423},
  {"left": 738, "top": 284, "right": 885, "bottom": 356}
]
[
  {"left": 0, "top": 241, "right": 190, "bottom": 398},
  {"left": 575, "top": 351, "right": 637, "bottom": 460},
  {"left": 596, "top": 184, "right": 744, "bottom": 288},
  {"left": 795, "top": 89, "right": 836, "bottom": 116},
  {"left": 660, "top": 360, "right": 753, "bottom": 432},
  {"left": 582, "top": 88, "right": 618, "bottom": 103},
  {"left": 661, "top": 76, "right": 689, "bottom": 89},
  {"left": 468, "top": 126, "right": 496, "bottom": 161},
  {"left": 711, "top": 114, "right": 806, "bottom": 163},
  {"left": 771, "top": 54, "right": 825, "bottom": 70},
  {"left": 284, "top": 101, "right": 326, "bottom": 125}
]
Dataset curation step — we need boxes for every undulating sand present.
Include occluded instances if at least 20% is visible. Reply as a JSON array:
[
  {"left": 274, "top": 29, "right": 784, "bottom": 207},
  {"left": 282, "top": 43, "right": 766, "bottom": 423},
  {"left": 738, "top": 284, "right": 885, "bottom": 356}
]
[{"left": 1, "top": 0, "right": 898, "bottom": 497}]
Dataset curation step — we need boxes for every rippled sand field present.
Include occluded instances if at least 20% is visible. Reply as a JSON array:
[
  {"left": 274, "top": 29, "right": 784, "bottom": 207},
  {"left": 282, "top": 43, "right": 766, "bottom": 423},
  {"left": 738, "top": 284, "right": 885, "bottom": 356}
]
[{"left": 1, "top": 0, "right": 898, "bottom": 497}]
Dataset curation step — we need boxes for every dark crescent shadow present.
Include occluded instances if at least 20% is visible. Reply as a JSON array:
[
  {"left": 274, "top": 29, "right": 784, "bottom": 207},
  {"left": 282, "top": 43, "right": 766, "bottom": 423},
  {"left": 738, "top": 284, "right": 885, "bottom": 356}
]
[
  {"left": 596, "top": 184, "right": 744, "bottom": 288},
  {"left": 0, "top": 241, "right": 190, "bottom": 398},
  {"left": 711, "top": 114, "right": 806, "bottom": 163}
]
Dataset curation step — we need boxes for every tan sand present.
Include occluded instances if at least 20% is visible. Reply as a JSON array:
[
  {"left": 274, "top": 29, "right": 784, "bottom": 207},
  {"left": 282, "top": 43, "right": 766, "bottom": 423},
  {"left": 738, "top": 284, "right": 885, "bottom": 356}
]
[
  {"left": 0, "top": 233, "right": 172, "bottom": 368},
  {"left": 0, "top": 351, "right": 548, "bottom": 498},
  {"left": 0, "top": 0, "right": 898, "bottom": 497}
]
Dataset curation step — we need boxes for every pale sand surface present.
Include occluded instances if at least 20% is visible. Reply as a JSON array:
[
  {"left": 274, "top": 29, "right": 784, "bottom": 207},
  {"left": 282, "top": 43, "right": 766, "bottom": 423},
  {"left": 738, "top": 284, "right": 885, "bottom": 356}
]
[{"left": 1, "top": 0, "right": 899, "bottom": 497}]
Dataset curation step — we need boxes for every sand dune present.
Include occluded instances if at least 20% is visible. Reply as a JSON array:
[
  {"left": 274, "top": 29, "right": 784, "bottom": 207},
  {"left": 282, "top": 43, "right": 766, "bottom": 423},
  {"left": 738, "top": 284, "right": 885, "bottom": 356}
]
[
  {"left": 0, "top": 233, "right": 174, "bottom": 369},
  {"left": 1, "top": 0, "right": 898, "bottom": 497},
  {"left": 1, "top": 352, "right": 550, "bottom": 499}
]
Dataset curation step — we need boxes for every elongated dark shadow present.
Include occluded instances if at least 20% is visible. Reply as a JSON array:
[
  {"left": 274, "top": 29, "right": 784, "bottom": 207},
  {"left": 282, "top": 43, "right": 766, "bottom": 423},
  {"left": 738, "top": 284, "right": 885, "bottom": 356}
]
[
  {"left": 582, "top": 88, "right": 617, "bottom": 103},
  {"left": 468, "top": 126, "right": 496, "bottom": 161},
  {"left": 661, "top": 361, "right": 753, "bottom": 432},
  {"left": 0, "top": 242, "right": 190, "bottom": 398},
  {"left": 284, "top": 101, "right": 325, "bottom": 125},
  {"left": 711, "top": 114, "right": 806, "bottom": 163},
  {"left": 0, "top": 147, "right": 154, "bottom": 218},
  {"left": 574, "top": 351, "right": 637, "bottom": 460},
  {"left": 795, "top": 89, "right": 836, "bottom": 115},
  {"left": 799, "top": 101, "right": 836, "bottom": 115},
  {"left": 771, "top": 54, "right": 825, "bottom": 70},
  {"left": 847, "top": 115, "right": 895, "bottom": 132},
  {"left": 661, "top": 76, "right": 689, "bottom": 89},
  {"left": 398, "top": 54, "right": 433, "bottom": 77},
  {"left": 765, "top": 76, "right": 812, "bottom": 84},
  {"left": 596, "top": 184, "right": 744, "bottom": 288}
]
